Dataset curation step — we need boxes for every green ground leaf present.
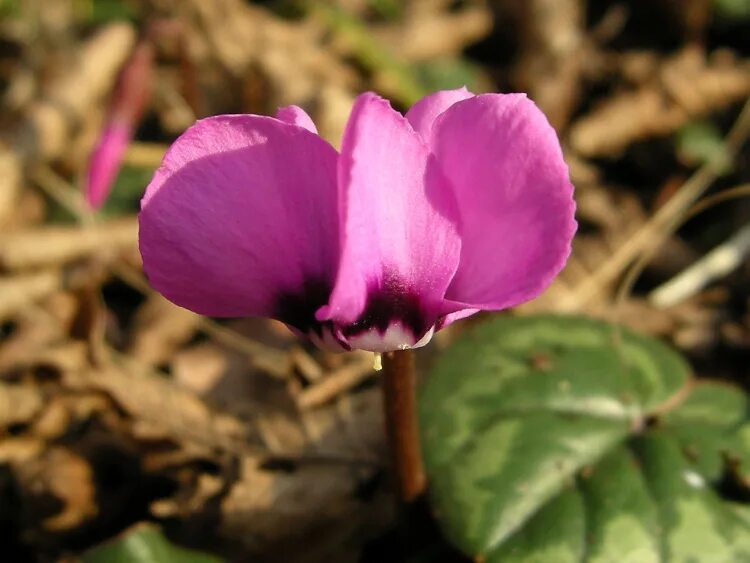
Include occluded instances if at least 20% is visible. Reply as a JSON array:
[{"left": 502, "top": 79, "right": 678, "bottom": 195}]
[
  {"left": 100, "top": 165, "right": 155, "bottom": 217},
  {"left": 579, "top": 448, "right": 661, "bottom": 563},
  {"left": 414, "top": 57, "right": 484, "bottom": 93},
  {"left": 82, "top": 524, "right": 224, "bottom": 563},
  {"left": 676, "top": 121, "right": 731, "bottom": 173},
  {"left": 311, "top": 3, "right": 426, "bottom": 106},
  {"left": 634, "top": 432, "right": 750, "bottom": 562},
  {"left": 663, "top": 382, "right": 748, "bottom": 481},
  {"left": 487, "top": 488, "right": 585, "bottom": 563},
  {"left": 665, "top": 381, "right": 747, "bottom": 428},
  {"left": 714, "top": 0, "right": 750, "bottom": 20},
  {"left": 420, "top": 315, "right": 750, "bottom": 561}
]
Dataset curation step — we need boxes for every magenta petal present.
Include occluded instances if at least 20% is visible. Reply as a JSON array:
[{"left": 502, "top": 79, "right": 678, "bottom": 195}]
[
  {"left": 275, "top": 105, "right": 318, "bottom": 134},
  {"left": 437, "top": 307, "right": 480, "bottom": 330},
  {"left": 320, "top": 93, "right": 462, "bottom": 348},
  {"left": 139, "top": 115, "right": 339, "bottom": 322},
  {"left": 431, "top": 94, "right": 576, "bottom": 310},
  {"left": 405, "top": 87, "right": 474, "bottom": 140},
  {"left": 85, "top": 121, "right": 131, "bottom": 209}
]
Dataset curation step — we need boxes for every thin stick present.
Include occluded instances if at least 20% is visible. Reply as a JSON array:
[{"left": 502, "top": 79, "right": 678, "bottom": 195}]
[
  {"left": 613, "top": 183, "right": 750, "bottom": 318},
  {"left": 649, "top": 223, "right": 750, "bottom": 308},
  {"left": 558, "top": 97, "right": 750, "bottom": 311},
  {"left": 381, "top": 349, "right": 425, "bottom": 502}
]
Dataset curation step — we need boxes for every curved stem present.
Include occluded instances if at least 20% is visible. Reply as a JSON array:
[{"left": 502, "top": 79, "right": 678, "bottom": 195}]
[{"left": 381, "top": 349, "right": 426, "bottom": 502}]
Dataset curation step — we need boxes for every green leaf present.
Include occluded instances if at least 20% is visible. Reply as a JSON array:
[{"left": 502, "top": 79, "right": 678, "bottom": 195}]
[
  {"left": 414, "top": 58, "right": 484, "bottom": 93},
  {"left": 74, "top": 0, "right": 137, "bottom": 24},
  {"left": 367, "top": 0, "right": 402, "bottom": 20},
  {"left": 487, "top": 488, "right": 585, "bottom": 563},
  {"left": 714, "top": 0, "right": 750, "bottom": 20},
  {"left": 45, "top": 165, "right": 152, "bottom": 224},
  {"left": 667, "top": 422, "right": 729, "bottom": 481},
  {"left": 420, "top": 315, "right": 750, "bottom": 561},
  {"left": 665, "top": 381, "right": 747, "bottom": 428},
  {"left": 634, "top": 432, "right": 750, "bottom": 561},
  {"left": 82, "top": 524, "right": 224, "bottom": 563},
  {"left": 727, "top": 423, "right": 750, "bottom": 484},
  {"left": 427, "top": 411, "right": 626, "bottom": 553},
  {"left": 309, "top": 3, "right": 427, "bottom": 106},
  {"left": 663, "top": 382, "right": 748, "bottom": 481},
  {"left": 100, "top": 165, "right": 154, "bottom": 217},
  {"left": 676, "top": 121, "right": 731, "bottom": 173},
  {"left": 0, "top": 0, "right": 21, "bottom": 17},
  {"left": 579, "top": 448, "right": 662, "bottom": 563}
]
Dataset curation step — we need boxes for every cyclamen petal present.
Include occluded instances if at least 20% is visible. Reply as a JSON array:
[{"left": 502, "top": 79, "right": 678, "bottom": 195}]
[
  {"left": 139, "top": 115, "right": 340, "bottom": 330},
  {"left": 429, "top": 94, "right": 576, "bottom": 311},
  {"left": 405, "top": 86, "right": 474, "bottom": 140},
  {"left": 275, "top": 105, "right": 318, "bottom": 134},
  {"left": 320, "top": 93, "right": 462, "bottom": 351},
  {"left": 138, "top": 89, "right": 576, "bottom": 353}
]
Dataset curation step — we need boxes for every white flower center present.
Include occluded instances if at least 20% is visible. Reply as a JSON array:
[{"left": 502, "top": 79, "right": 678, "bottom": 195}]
[{"left": 345, "top": 324, "right": 434, "bottom": 353}]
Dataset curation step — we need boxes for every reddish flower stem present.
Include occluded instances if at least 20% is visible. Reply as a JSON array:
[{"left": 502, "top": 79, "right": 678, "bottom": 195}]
[{"left": 381, "top": 349, "right": 426, "bottom": 502}]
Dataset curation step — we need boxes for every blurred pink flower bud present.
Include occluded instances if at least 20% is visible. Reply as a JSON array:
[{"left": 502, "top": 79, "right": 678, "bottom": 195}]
[
  {"left": 85, "top": 40, "right": 153, "bottom": 209},
  {"left": 85, "top": 122, "right": 132, "bottom": 209}
]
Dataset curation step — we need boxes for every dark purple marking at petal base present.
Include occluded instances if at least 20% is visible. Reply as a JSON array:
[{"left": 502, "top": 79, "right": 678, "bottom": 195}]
[
  {"left": 341, "top": 274, "right": 430, "bottom": 342},
  {"left": 276, "top": 273, "right": 432, "bottom": 350},
  {"left": 274, "top": 278, "right": 333, "bottom": 337}
]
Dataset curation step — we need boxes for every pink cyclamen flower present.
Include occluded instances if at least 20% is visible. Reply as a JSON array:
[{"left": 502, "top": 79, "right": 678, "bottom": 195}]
[{"left": 138, "top": 88, "right": 576, "bottom": 352}]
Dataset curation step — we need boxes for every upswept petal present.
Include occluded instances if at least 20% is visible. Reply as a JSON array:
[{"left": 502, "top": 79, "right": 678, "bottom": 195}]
[
  {"left": 85, "top": 121, "right": 131, "bottom": 209},
  {"left": 405, "top": 87, "right": 474, "bottom": 140},
  {"left": 436, "top": 307, "right": 480, "bottom": 331},
  {"left": 139, "top": 115, "right": 339, "bottom": 330},
  {"left": 275, "top": 105, "right": 318, "bottom": 134},
  {"left": 430, "top": 94, "right": 576, "bottom": 311},
  {"left": 320, "top": 93, "right": 462, "bottom": 347}
]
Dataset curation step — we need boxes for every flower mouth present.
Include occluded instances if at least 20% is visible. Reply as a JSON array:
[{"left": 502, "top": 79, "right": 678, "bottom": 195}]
[
  {"left": 338, "top": 275, "right": 434, "bottom": 352},
  {"left": 274, "top": 273, "right": 435, "bottom": 352},
  {"left": 340, "top": 276, "right": 429, "bottom": 341}
]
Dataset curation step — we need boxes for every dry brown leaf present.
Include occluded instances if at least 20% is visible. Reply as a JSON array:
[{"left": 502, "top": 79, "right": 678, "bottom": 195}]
[
  {"left": 373, "top": 0, "right": 491, "bottom": 62},
  {"left": 172, "top": 343, "right": 229, "bottom": 396},
  {"left": 0, "top": 293, "right": 85, "bottom": 371},
  {"left": 31, "top": 393, "right": 111, "bottom": 441},
  {"left": 296, "top": 353, "right": 374, "bottom": 409},
  {"left": 33, "top": 342, "right": 90, "bottom": 379},
  {"left": 514, "top": 0, "right": 585, "bottom": 129},
  {"left": 0, "top": 382, "right": 44, "bottom": 428},
  {"left": 0, "top": 270, "right": 62, "bottom": 321},
  {"left": 221, "top": 458, "right": 387, "bottom": 563},
  {"left": 150, "top": 473, "right": 224, "bottom": 518},
  {"left": 289, "top": 346, "right": 324, "bottom": 383},
  {"left": 27, "top": 24, "right": 136, "bottom": 160},
  {"left": 14, "top": 446, "right": 97, "bottom": 532},
  {"left": 128, "top": 294, "right": 201, "bottom": 366},
  {"left": 0, "top": 217, "right": 137, "bottom": 270},
  {"left": 220, "top": 389, "right": 388, "bottom": 563},
  {"left": 0, "top": 151, "right": 24, "bottom": 228},
  {"left": 81, "top": 363, "right": 248, "bottom": 455},
  {"left": 0, "top": 189, "right": 47, "bottom": 233},
  {"left": 0, "top": 436, "right": 44, "bottom": 465},
  {"left": 176, "top": 0, "right": 355, "bottom": 113},
  {"left": 571, "top": 47, "right": 750, "bottom": 157}
]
